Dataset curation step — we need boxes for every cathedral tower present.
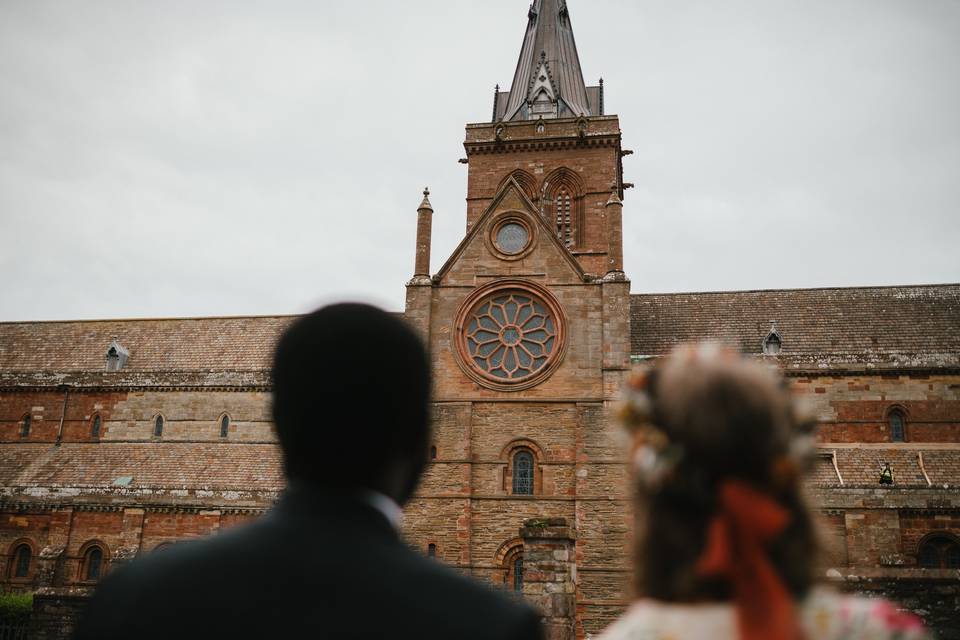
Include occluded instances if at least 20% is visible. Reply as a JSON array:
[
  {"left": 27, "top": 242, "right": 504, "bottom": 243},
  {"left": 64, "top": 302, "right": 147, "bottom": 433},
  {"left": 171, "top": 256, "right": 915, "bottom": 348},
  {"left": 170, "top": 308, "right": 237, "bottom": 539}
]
[{"left": 405, "top": 2, "right": 632, "bottom": 637}]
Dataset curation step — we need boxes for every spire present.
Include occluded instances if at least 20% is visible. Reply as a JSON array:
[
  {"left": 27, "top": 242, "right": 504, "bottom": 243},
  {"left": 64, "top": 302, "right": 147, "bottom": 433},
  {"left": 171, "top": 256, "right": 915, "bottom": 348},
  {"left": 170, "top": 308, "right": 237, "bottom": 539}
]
[{"left": 502, "top": 0, "right": 593, "bottom": 121}]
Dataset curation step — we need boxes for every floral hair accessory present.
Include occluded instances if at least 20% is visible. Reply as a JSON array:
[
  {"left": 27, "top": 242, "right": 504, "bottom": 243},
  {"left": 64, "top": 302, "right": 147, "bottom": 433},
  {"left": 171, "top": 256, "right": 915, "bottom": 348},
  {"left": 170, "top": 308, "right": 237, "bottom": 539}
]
[
  {"left": 631, "top": 428, "right": 685, "bottom": 487},
  {"left": 621, "top": 368, "right": 684, "bottom": 486},
  {"left": 620, "top": 370, "right": 654, "bottom": 431}
]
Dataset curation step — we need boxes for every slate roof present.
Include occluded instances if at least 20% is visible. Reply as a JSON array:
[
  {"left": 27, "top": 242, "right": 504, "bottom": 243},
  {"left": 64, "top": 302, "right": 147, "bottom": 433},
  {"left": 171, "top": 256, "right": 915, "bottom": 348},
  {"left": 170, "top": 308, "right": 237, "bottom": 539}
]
[
  {"left": 812, "top": 448, "right": 960, "bottom": 489},
  {"left": 0, "top": 443, "right": 284, "bottom": 493},
  {"left": 630, "top": 284, "right": 960, "bottom": 369},
  {"left": 0, "top": 316, "right": 294, "bottom": 374},
  {"left": 0, "top": 442, "right": 954, "bottom": 502}
]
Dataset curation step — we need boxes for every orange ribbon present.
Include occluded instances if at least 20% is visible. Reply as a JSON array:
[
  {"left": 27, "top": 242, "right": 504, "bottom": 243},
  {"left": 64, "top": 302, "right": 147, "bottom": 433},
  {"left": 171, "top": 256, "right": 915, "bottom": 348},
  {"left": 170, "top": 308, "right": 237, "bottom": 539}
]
[{"left": 697, "top": 481, "right": 798, "bottom": 640}]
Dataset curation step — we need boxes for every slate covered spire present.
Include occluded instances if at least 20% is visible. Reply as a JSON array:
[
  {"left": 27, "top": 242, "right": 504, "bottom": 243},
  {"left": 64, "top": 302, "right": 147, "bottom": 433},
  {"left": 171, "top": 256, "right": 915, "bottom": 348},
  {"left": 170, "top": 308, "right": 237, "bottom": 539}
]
[{"left": 499, "top": 0, "right": 595, "bottom": 122}]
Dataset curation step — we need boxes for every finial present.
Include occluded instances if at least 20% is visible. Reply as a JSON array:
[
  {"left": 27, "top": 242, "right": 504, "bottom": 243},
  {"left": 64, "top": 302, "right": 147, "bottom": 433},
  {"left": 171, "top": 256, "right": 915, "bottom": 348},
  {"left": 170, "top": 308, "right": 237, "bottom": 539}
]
[{"left": 419, "top": 187, "right": 433, "bottom": 212}]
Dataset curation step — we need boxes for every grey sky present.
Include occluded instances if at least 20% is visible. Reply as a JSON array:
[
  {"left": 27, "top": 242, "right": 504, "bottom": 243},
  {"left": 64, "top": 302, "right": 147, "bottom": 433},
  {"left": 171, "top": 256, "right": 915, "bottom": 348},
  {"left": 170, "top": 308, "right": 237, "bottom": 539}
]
[{"left": 1, "top": 0, "right": 957, "bottom": 322}]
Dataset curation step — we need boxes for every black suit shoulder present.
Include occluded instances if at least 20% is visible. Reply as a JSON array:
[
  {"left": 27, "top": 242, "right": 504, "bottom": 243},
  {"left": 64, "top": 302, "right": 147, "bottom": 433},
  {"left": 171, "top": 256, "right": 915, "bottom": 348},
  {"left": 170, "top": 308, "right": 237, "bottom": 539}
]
[{"left": 76, "top": 512, "right": 543, "bottom": 640}]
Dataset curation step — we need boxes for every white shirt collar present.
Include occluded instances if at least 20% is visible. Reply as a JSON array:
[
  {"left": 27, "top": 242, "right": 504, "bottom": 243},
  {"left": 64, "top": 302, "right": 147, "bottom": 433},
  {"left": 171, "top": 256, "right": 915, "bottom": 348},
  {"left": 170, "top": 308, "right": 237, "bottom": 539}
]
[{"left": 361, "top": 490, "right": 404, "bottom": 531}]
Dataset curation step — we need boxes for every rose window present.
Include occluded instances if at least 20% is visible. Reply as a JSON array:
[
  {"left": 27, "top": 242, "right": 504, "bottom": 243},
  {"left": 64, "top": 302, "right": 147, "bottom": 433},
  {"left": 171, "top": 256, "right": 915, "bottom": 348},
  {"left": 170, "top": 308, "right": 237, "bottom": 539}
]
[{"left": 463, "top": 291, "right": 559, "bottom": 382}]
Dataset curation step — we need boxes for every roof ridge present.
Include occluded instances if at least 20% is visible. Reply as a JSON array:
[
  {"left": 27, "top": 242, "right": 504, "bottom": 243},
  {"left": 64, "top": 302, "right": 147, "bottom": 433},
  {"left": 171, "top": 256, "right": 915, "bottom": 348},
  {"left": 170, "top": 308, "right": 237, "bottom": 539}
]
[
  {"left": 630, "top": 283, "right": 960, "bottom": 298},
  {"left": 0, "top": 314, "right": 303, "bottom": 326}
]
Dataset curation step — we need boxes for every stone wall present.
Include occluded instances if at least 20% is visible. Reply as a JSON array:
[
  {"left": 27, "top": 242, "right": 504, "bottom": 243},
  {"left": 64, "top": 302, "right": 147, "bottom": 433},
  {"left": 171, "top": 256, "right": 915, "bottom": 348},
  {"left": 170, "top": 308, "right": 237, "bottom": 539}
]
[
  {"left": 793, "top": 373, "right": 960, "bottom": 444},
  {"left": 29, "top": 589, "right": 91, "bottom": 640},
  {"left": 0, "top": 389, "right": 276, "bottom": 444},
  {"left": 840, "top": 573, "right": 960, "bottom": 640}
]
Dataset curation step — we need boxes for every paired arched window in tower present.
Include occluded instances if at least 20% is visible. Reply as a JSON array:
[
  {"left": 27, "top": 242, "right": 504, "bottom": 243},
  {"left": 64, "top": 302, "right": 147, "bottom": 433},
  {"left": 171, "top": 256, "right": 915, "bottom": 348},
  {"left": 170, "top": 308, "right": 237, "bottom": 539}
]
[
  {"left": 918, "top": 534, "right": 960, "bottom": 570},
  {"left": 542, "top": 168, "right": 584, "bottom": 250},
  {"left": 80, "top": 544, "right": 107, "bottom": 582},
  {"left": 889, "top": 409, "right": 907, "bottom": 443},
  {"left": 512, "top": 450, "right": 535, "bottom": 496},
  {"left": 9, "top": 543, "right": 33, "bottom": 580}
]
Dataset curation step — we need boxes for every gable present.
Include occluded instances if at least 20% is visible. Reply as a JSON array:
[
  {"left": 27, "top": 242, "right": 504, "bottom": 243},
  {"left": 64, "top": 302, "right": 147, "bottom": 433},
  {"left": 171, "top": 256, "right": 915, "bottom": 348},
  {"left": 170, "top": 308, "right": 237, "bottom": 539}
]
[{"left": 435, "top": 178, "right": 587, "bottom": 287}]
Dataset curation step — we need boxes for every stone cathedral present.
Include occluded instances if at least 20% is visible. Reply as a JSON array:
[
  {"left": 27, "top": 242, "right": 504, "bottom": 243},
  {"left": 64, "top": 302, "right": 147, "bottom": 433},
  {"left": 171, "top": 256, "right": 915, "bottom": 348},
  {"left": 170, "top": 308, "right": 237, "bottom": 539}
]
[{"left": 2, "top": 2, "right": 959, "bottom": 639}]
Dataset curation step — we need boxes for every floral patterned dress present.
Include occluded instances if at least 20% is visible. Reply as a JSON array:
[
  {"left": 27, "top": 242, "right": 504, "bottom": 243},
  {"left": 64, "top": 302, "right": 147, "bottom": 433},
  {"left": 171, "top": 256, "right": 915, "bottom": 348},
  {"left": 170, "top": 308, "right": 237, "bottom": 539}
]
[{"left": 595, "top": 589, "right": 930, "bottom": 640}]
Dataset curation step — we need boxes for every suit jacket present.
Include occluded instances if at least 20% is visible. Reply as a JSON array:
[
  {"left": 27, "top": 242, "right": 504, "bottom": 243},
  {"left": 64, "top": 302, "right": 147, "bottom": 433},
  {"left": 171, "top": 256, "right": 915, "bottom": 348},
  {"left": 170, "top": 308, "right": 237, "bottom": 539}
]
[{"left": 74, "top": 488, "right": 544, "bottom": 640}]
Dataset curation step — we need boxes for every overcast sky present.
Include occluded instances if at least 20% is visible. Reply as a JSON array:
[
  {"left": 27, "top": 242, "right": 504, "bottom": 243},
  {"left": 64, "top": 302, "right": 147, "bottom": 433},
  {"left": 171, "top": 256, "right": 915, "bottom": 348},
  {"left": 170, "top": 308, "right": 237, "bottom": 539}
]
[{"left": 1, "top": 0, "right": 957, "bottom": 322}]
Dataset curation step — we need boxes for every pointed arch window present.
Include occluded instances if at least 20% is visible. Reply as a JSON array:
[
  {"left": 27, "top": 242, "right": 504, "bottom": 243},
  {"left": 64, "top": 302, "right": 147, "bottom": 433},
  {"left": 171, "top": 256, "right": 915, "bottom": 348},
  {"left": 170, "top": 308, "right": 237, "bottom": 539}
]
[
  {"left": 512, "top": 450, "right": 535, "bottom": 496},
  {"left": 918, "top": 535, "right": 960, "bottom": 570},
  {"left": 10, "top": 543, "right": 32, "bottom": 579},
  {"left": 91, "top": 414, "right": 102, "bottom": 439},
  {"left": 20, "top": 415, "right": 31, "bottom": 438},
  {"left": 219, "top": 414, "right": 231, "bottom": 439},
  {"left": 153, "top": 415, "right": 165, "bottom": 438},
  {"left": 889, "top": 410, "right": 906, "bottom": 443}
]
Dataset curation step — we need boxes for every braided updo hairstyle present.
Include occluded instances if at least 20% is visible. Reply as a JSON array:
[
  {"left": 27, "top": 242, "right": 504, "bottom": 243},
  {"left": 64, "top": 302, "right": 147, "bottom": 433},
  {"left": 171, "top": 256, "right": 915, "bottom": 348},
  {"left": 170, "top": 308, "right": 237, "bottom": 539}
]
[{"left": 621, "top": 345, "right": 819, "bottom": 603}]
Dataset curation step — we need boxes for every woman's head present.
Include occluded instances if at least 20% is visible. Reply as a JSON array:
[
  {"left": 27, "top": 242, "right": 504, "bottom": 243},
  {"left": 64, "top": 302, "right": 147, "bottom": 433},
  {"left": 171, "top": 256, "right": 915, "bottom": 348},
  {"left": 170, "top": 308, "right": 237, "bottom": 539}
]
[{"left": 621, "top": 344, "right": 818, "bottom": 603}]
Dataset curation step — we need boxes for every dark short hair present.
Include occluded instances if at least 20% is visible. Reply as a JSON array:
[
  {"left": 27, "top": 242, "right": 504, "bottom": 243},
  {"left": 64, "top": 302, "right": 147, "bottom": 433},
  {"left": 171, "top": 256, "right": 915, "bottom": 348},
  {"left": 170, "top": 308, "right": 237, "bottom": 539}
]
[{"left": 271, "top": 304, "right": 431, "bottom": 495}]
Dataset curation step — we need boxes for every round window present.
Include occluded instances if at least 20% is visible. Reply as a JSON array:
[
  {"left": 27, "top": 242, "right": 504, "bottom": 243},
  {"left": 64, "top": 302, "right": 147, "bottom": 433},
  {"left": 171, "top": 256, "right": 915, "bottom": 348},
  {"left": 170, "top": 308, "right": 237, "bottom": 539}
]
[
  {"left": 495, "top": 223, "right": 530, "bottom": 255},
  {"left": 488, "top": 215, "right": 536, "bottom": 261},
  {"left": 455, "top": 281, "right": 566, "bottom": 391}
]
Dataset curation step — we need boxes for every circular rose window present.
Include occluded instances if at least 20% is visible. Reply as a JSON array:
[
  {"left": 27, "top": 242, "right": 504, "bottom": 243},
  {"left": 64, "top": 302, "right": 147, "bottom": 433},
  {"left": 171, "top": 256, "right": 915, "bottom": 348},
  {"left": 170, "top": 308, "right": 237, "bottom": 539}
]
[{"left": 455, "top": 281, "right": 566, "bottom": 391}]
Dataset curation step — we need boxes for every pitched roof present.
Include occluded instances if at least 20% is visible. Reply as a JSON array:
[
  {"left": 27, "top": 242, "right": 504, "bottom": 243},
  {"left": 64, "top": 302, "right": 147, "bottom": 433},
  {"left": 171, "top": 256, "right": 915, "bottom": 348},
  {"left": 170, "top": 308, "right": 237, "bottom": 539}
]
[
  {"left": 0, "top": 442, "right": 284, "bottom": 494},
  {"left": 0, "top": 316, "right": 294, "bottom": 374},
  {"left": 1, "top": 443, "right": 955, "bottom": 507},
  {"left": 501, "top": 0, "right": 595, "bottom": 121},
  {"left": 812, "top": 447, "right": 960, "bottom": 489},
  {"left": 1, "top": 285, "right": 957, "bottom": 381},
  {"left": 630, "top": 284, "right": 960, "bottom": 369}
]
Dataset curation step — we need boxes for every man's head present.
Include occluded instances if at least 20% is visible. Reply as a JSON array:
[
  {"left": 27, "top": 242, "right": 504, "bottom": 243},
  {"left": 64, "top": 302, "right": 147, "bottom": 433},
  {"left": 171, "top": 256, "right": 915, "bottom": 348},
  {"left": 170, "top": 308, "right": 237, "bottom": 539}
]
[{"left": 272, "top": 304, "right": 432, "bottom": 505}]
